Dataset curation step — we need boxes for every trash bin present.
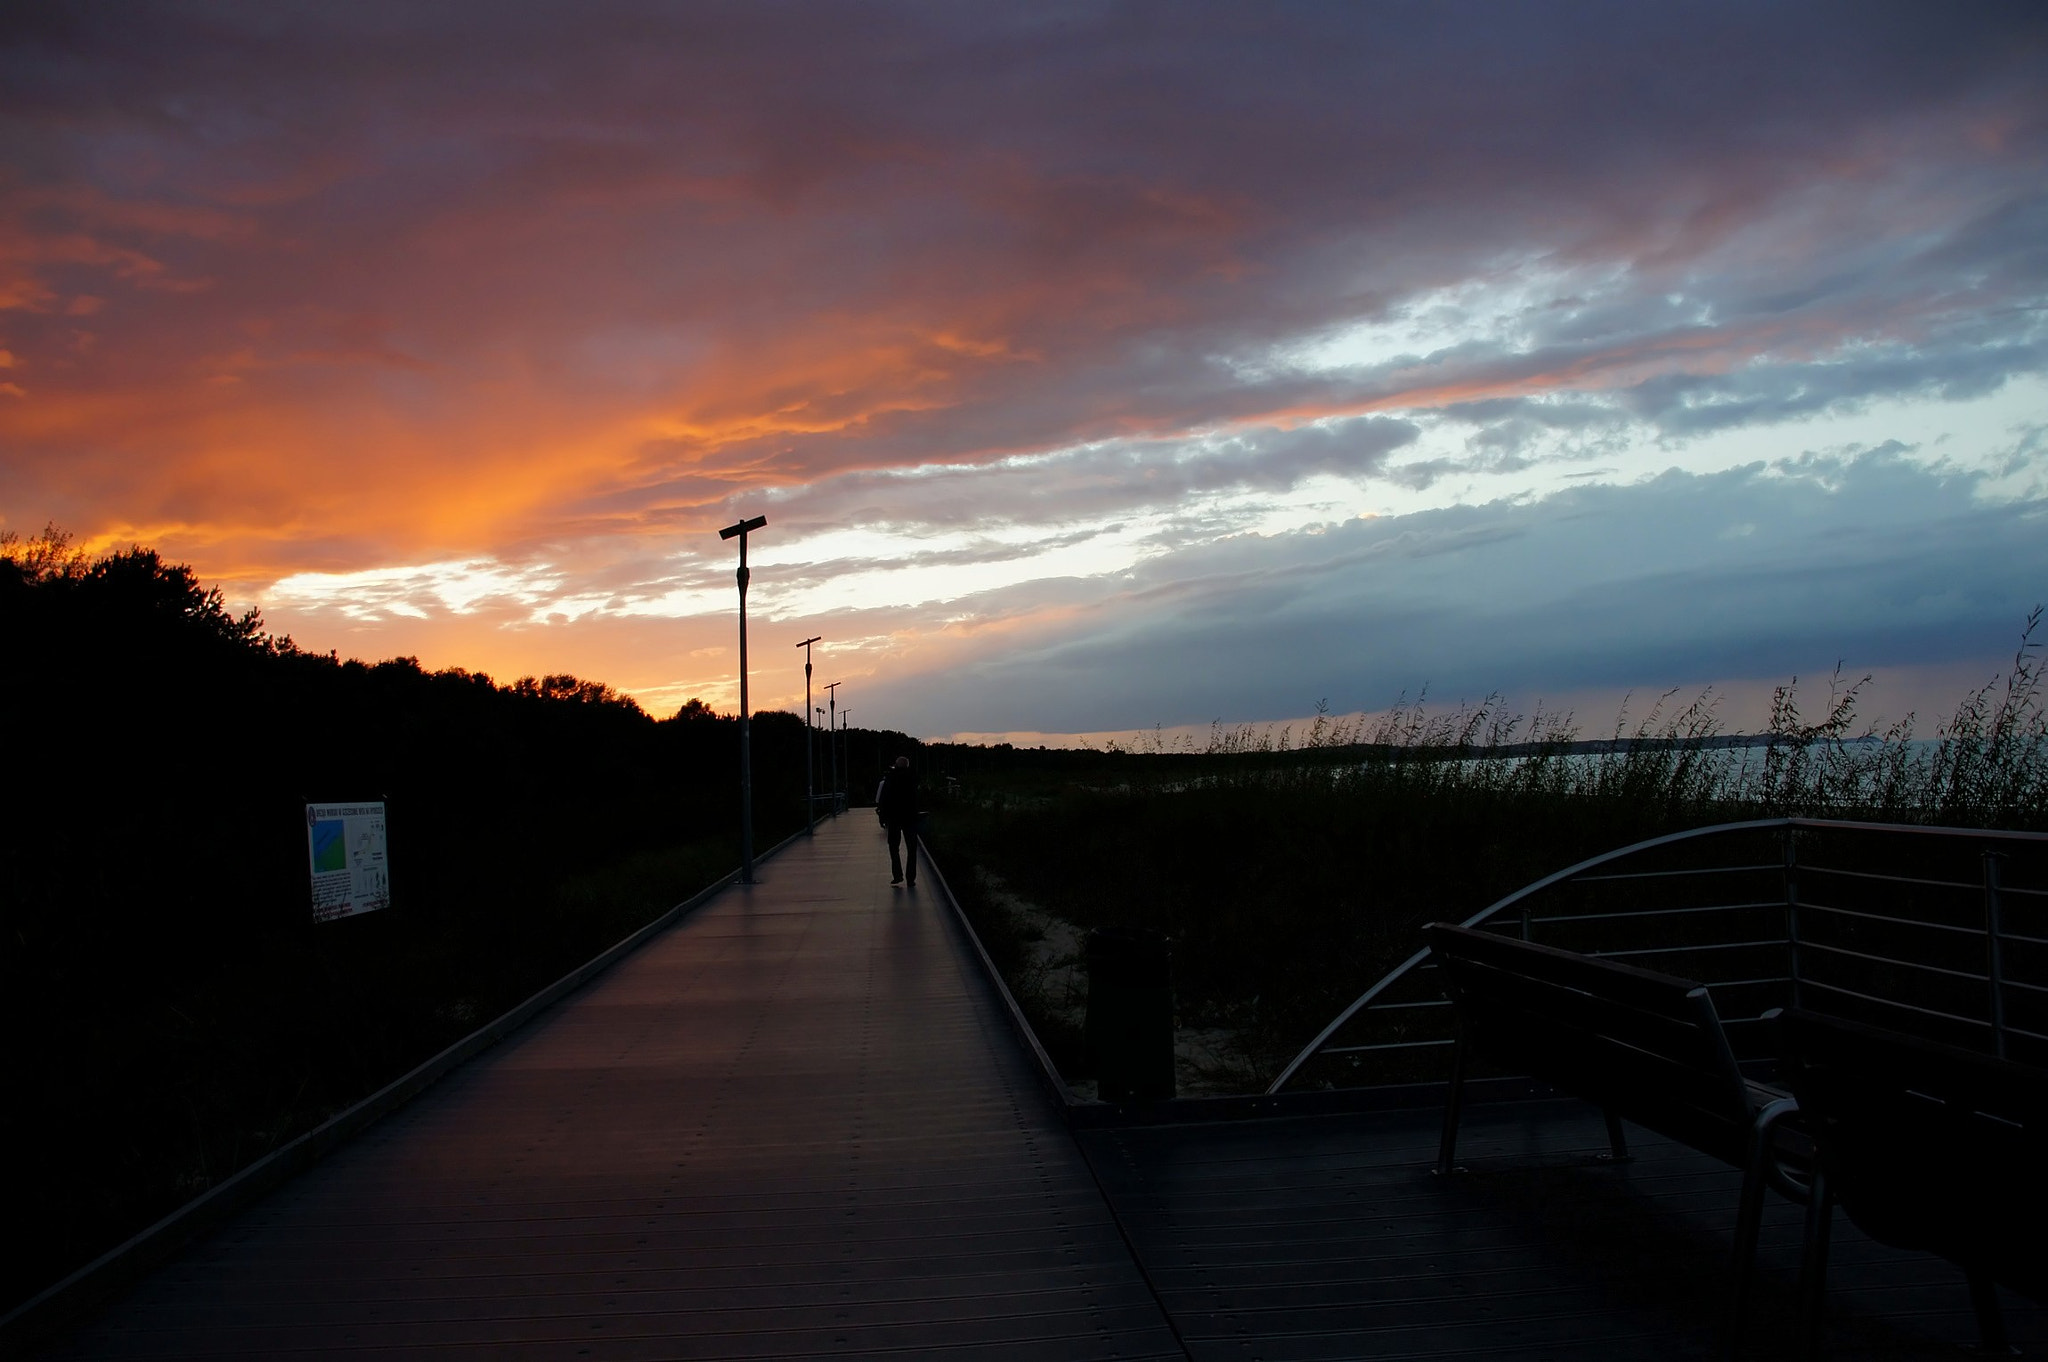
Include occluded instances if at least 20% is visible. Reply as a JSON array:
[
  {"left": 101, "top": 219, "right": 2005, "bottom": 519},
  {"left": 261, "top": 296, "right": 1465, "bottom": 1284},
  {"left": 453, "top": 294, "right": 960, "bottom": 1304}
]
[{"left": 1085, "top": 926, "right": 1175, "bottom": 1102}]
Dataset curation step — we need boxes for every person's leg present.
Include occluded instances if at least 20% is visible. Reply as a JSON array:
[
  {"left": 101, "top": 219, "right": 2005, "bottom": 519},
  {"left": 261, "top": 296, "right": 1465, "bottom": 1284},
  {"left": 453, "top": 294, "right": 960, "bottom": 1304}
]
[{"left": 886, "top": 823, "right": 904, "bottom": 882}]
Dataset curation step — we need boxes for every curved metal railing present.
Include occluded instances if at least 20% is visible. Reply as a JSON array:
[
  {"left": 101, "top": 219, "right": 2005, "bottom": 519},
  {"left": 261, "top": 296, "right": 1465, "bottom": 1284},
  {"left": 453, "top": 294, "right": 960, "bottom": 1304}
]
[{"left": 1268, "top": 816, "right": 2048, "bottom": 1095}]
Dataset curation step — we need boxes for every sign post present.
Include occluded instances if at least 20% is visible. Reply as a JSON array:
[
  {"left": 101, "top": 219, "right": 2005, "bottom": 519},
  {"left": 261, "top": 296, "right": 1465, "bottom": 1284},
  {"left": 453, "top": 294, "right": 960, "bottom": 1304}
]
[{"left": 307, "top": 801, "right": 390, "bottom": 922}]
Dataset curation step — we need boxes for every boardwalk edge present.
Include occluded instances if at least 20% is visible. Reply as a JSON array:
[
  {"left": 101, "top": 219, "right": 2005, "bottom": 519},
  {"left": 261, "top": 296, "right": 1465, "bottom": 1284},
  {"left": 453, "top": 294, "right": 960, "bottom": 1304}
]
[
  {"left": 916, "top": 837, "right": 1561, "bottom": 1131},
  {"left": 0, "top": 820, "right": 821, "bottom": 1359},
  {"left": 917, "top": 836, "right": 1088, "bottom": 1114}
]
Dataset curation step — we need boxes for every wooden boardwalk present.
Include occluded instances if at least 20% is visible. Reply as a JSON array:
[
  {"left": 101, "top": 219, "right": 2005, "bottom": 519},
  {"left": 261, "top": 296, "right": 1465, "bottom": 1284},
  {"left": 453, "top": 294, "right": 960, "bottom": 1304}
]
[
  {"left": 31, "top": 813, "right": 2048, "bottom": 1360},
  {"left": 1081, "top": 1101, "right": 2048, "bottom": 1360},
  {"left": 38, "top": 817, "right": 1184, "bottom": 1360}
]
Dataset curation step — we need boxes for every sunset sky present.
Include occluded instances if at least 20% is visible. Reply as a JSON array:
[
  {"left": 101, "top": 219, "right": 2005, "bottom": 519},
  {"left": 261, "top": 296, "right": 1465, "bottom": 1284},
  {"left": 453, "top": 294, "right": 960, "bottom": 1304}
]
[{"left": 4, "top": 2, "right": 2046, "bottom": 742}]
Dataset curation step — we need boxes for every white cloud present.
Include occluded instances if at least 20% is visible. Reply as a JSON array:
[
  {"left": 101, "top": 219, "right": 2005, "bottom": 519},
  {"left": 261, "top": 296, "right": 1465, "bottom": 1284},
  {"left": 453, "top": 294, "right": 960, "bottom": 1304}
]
[
  {"left": 1249, "top": 259, "right": 1645, "bottom": 377},
  {"left": 266, "top": 558, "right": 565, "bottom": 621}
]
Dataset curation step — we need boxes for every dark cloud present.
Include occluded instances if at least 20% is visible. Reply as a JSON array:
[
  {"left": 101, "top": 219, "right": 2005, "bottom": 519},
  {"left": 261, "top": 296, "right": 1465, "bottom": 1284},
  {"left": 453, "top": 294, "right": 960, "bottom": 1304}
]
[
  {"left": 4, "top": 2, "right": 2042, "bottom": 528},
  {"left": 1621, "top": 338, "right": 2048, "bottom": 437},
  {"left": 881, "top": 450, "right": 2048, "bottom": 733}
]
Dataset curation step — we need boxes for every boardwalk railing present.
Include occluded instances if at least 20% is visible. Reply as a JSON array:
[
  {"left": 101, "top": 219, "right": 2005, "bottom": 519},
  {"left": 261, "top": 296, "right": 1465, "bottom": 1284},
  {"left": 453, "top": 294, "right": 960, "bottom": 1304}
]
[{"left": 1268, "top": 817, "right": 2048, "bottom": 1096}]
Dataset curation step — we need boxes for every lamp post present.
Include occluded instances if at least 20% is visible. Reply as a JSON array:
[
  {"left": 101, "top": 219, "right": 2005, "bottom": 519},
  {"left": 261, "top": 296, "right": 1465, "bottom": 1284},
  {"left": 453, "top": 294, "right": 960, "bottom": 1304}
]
[
  {"left": 795, "top": 635, "right": 821, "bottom": 833},
  {"left": 816, "top": 707, "right": 829, "bottom": 807},
  {"left": 718, "top": 514, "right": 767, "bottom": 883},
  {"left": 823, "top": 681, "right": 842, "bottom": 812},
  {"left": 840, "top": 710, "right": 853, "bottom": 806}
]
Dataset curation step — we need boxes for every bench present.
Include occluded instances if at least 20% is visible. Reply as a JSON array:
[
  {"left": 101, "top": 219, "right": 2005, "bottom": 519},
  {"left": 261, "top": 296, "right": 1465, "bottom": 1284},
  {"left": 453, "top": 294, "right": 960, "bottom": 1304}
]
[
  {"left": 1779, "top": 1007, "right": 2048, "bottom": 1357},
  {"left": 1423, "top": 922, "right": 1809, "bottom": 1354}
]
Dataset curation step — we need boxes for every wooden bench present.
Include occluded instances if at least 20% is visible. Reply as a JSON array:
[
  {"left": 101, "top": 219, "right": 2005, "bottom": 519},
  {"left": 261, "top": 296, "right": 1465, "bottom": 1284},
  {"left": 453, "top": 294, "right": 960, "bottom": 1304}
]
[
  {"left": 1423, "top": 922, "right": 1809, "bottom": 1354},
  {"left": 1779, "top": 1007, "right": 2048, "bottom": 1357}
]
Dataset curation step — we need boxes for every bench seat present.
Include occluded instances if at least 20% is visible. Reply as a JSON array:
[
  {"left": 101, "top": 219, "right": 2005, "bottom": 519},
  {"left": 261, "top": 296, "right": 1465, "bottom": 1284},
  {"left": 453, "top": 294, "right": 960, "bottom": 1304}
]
[
  {"left": 1780, "top": 1006, "right": 2048, "bottom": 1356},
  {"left": 1424, "top": 922, "right": 1809, "bottom": 1357}
]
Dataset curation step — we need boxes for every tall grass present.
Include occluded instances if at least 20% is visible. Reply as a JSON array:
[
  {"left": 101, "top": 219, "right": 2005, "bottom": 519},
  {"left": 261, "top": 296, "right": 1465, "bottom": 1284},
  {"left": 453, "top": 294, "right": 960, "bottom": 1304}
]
[
  {"left": 929, "top": 610, "right": 2048, "bottom": 1092},
  {"left": 1107, "top": 605, "right": 2047, "bottom": 829}
]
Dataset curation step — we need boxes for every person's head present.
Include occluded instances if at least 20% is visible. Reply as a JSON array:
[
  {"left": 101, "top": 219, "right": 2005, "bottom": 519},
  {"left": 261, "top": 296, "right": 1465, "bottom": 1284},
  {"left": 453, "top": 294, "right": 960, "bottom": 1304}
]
[{"left": 894, "top": 755, "right": 910, "bottom": 769}]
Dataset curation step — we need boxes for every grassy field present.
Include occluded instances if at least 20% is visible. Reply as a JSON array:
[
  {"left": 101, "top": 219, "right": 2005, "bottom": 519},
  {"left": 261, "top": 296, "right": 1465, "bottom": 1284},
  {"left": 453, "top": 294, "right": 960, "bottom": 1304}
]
[{"left": 926, "top": 618, "right": 2048, "bottom": 1094}]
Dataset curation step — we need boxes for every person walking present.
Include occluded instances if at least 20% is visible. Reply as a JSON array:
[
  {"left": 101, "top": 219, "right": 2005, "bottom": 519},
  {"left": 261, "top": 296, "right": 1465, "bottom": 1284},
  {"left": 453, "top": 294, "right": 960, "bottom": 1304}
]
[{"left": 876, "top": 754, "right": 921, "bottom": 887}]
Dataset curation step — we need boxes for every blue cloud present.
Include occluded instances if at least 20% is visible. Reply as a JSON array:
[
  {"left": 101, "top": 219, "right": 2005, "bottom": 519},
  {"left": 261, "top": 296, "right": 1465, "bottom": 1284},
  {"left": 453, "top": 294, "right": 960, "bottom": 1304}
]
[{"left": 887, "top": 449, "right": 2048, "bottom": 732}]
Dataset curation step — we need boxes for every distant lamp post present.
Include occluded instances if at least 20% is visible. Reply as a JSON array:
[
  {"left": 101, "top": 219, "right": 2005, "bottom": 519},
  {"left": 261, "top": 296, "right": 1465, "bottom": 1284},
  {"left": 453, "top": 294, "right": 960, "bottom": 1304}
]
[
  {"left": 796, "top": 635, "right": 821, "bottom": 834},
  {"left": 824, "top": 681, "right": 843, "bottom": 812},
  {"left": 719, "top": 514, "right": 767, "bottom": 883},
  {"left": 840, "top": 710, "right": 853, "bottom": 805},
  {"left": 816, "top": 707, "right": 829, "bottom": 804}
]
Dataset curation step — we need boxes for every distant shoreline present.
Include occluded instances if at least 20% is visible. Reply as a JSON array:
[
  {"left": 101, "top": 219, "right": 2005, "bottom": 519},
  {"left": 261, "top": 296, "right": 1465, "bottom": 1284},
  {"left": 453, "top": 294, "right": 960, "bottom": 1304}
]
[{"left": 1474, "top": 732, "right": 1900, "bottom": 757}]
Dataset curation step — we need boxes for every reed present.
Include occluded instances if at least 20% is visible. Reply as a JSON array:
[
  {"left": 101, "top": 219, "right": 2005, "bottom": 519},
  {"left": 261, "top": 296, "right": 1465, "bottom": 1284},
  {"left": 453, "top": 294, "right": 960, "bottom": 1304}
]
[{"left": 928, "top": 609, "right": 2048, "bottom": 1093}]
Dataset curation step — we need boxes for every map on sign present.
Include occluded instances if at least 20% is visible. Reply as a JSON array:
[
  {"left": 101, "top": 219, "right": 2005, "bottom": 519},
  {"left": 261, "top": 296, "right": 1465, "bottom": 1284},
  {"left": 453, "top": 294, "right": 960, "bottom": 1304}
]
[{"left": 307, "top": 801, "right": 390, "bottom": 922}]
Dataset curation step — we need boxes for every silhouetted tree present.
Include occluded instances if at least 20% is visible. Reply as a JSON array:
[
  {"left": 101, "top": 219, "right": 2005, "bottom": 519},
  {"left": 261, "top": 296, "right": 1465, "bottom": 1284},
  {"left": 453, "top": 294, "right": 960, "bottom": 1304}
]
[{"left": 0, "top": 528, "right": 809, "bottom": 1315}]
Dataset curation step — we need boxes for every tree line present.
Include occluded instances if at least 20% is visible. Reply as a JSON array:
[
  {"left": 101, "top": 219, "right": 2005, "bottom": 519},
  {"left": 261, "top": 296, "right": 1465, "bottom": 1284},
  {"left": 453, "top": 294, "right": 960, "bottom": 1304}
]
[{"left": 0, "top": 528, "right": 918, "bottom": 1312}]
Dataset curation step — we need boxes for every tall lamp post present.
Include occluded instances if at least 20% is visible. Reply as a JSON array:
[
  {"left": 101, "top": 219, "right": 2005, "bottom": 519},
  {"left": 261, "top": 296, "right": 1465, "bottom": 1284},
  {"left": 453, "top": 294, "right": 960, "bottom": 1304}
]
[
  {"left": 840, "top": 710, "right": 853, "bottom": 805},
  {"left": 795, "top": 635, "right": 821, "bottom": 833},
  {"left": 823, "top": 681, "right": 842, "bottom": 812},
  {"left": 816, "top": 708, "right": 829, "bottom": 805},
  {"left": 719, "top": 514, "right": 767, "bottom": 883}
]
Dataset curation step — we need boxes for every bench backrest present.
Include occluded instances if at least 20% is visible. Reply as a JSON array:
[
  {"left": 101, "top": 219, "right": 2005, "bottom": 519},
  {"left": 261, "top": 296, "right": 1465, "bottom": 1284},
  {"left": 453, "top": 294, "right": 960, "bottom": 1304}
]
[
  {"left": 1780, "top": 1007, "right": 2048, "bottom": 1290},
  {"left": 1425, "top": 922, "right": 1754, "bottom": 1163}
]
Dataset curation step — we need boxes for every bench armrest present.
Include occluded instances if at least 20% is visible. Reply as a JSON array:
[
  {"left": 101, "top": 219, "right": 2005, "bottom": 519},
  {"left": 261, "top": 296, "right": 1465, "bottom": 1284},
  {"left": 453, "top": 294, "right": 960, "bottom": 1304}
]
[{"left": 1752, "top": 1095, "right": 1812, "bottom": 1203}]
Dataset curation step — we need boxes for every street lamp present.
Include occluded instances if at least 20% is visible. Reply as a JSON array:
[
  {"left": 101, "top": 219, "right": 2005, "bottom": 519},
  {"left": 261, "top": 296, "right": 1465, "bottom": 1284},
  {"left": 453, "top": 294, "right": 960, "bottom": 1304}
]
[
  {"left": 795, "top": 635, "right": 821, "bottom": 833},
  {"left": 823, "top": 681, "right": 842, "bottom": 812},
  {"left": 816, "top": 707, "right": 829, "bottom": 803},
  {"left": 718, "top": 514, "right": 766, "bottom": 883},
  {"left": 840, "top": 710, "right": 853, "bottom": 806}
]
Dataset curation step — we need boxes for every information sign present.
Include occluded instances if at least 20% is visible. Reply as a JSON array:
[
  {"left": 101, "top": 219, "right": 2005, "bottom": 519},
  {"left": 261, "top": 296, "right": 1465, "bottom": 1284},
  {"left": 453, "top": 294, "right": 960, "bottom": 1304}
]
[{"left": 307, "top": 801, "right": 391, "bottom": 922}]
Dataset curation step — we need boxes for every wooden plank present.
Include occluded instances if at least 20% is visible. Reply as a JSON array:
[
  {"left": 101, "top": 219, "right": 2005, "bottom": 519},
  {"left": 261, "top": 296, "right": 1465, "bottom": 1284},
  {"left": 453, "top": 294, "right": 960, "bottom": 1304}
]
[
  {"left": 1424, "top": 922, "right": 1712, "bottom": 1013},
  {"left": 1081, "top": 1104, "right": 2048, "bottom": 1360},
  {"left": 34, "top": 817, "right": 1184, "bottom": 1361}
]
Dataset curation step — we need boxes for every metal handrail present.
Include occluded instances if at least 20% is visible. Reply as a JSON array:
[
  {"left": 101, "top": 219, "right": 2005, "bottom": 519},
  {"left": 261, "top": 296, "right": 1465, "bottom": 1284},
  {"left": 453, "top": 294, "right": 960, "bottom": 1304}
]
[
  {"left": 1795, "top": 938, "right": 1992, "bottom": 982},
  {"left": 1795, "top": 901, "right": 1985, "bottom": 935},
  {"left": 1267, "top": 817, "right": 2048, "bottom": 1095},
  {"left": 1541, "top": 899, "right": 1782, "bottom": 924},
  {"left": 1576, "top": 863, "right": 1781, "bottom": 884}
]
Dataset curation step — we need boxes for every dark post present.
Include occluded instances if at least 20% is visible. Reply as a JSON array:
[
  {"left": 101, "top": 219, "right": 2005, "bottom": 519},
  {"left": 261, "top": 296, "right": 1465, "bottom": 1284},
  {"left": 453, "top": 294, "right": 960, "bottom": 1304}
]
[
  {"left": 719, "top": 515, "right": 767, "bottom": 883},
  {"left": 1986, "top": 850, "right": 2009, "bottom": 1060},
  {"left": 824, "top": 681, "right": 843, "bottom": 812},
  {"left": 796, "top": 636, "right": 821, "bottom": 834},
  {"left": 1085, "top": 927, "right": 1175, "bottom": 1103},
  {"left": 816, "top": 706, "right": 829, "bottom": 799},
  {"left": 1783, "top": 826, "right": 1802, "bottom": 1009}
]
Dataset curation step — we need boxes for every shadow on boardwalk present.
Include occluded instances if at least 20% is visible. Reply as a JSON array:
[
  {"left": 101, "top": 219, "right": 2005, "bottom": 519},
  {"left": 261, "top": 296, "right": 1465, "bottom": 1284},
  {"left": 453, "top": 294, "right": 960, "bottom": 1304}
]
[
  {"left": 22, "top": 815, "right": 2044, "bottom": 1360},
  {"left": 1082, "top": 1101, "right": 2047, "bottom": 1360}
]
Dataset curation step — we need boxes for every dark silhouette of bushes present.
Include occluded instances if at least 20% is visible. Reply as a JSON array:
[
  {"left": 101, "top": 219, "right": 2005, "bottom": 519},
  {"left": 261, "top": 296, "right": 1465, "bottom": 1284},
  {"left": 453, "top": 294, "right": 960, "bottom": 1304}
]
[{"left": 0, "top": 528, "right": 812, "bottom": 1313}]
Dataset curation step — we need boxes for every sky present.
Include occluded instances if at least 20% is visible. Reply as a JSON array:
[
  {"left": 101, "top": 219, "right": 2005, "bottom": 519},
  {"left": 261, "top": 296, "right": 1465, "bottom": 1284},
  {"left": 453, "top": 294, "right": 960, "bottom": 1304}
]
[{"left": 3, "top": 1, "right": 2046, "bottom": 743}]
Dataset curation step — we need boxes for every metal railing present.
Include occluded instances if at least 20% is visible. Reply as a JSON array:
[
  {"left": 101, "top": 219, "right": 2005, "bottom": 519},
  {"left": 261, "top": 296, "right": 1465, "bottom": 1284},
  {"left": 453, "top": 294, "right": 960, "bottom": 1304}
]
[{"left": 1268, "top": 817, "right": 2048, "bottom": 1095}]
